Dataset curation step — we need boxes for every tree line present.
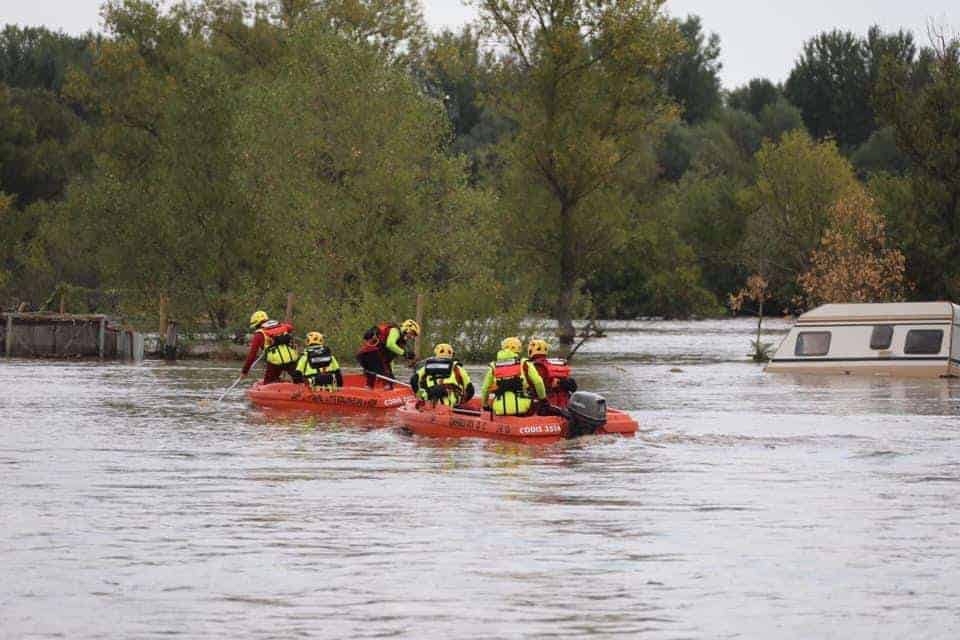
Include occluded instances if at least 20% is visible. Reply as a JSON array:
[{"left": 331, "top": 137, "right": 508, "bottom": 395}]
[{"left": 0, "top": 0, "right": 958, "bottom": 356}]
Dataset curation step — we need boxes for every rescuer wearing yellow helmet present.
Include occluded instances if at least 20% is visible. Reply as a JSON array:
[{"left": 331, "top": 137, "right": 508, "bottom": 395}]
[
  {"left": 242, "top": 310, "right": 299, "bottom": 384},
  {"left": 295, "top": 332, "right": 343, "bottom": 391},
  {"left": 410, "top": 343, "right": 473, "bottom": 407},
  {"left": 479, "top": 336, "right": 547, "bottom": 416},
  {"left": 526, "top": 338, "right": 577, "bottom": 406},
  {"left": 356, "top": 318, "right": 420, "bottom": 388}
]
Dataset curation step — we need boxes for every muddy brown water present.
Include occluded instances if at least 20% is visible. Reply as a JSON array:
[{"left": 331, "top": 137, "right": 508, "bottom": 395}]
[{"left": 2, "top": 319, "right": 959, "bottom": 639}]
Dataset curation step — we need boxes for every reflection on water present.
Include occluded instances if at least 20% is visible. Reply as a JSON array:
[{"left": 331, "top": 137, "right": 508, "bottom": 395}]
[{"left": 2, "top": 318, "right": 959, "bottom": 639}]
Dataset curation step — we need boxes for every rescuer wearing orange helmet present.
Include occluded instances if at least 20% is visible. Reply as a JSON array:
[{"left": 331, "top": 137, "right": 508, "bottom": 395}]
[
  {"left": 479, "top": 337, "right": 547, "bottom": 416},
  {"left": 526, "top": 338, "right": 578, "bottom": 406},
  {"left": 242, "top": 310, "right": 299, "bottom": 384},
  {"left": 356, "top": 319, "right": 420, "bottom": 388}
]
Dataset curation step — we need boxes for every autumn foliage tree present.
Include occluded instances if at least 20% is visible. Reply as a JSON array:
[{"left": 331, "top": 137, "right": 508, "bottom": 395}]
[
  {"left": 729, "top": 274, "right": 774, "bottom": 361},
  {"left": 797, "top": 189, "right": 908, "bottom": 306},
  {"left": 740, "top": 130, "right": 860, "bottom": 306}
]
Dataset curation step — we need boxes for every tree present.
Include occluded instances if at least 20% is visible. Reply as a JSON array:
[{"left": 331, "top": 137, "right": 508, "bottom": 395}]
[
  {"left": 670, "top": 171, "right": 748, "bottom": 299},
  {"left": 587, "top": 217, "right": 719, "bottom": 319},
  {"left": 740, "top": 130, "right": 860, "bottom": 306},
  {"left": 875, "top": 31, "right": 960, "bottom": 298},
  {"left": 851, "top": 126, "right": 910, "bottom": 177},
  {"left": 0, "top": 191, "right": 13, "bottom": 298},
  {"left": 235, "top": 14, "right": 519, "bottom": 357},
  {"left": 0, "top": 86, "right": 88, "bottom": 207},
  {"left": 715, "top": 107, "right": 763, "bottom": 159},
  {"left": 728, "top": 78, "right": 781, "bottom": 117},
  {"left": 785, "top": 26, "right": 918, "bottom": 150},
  {"left": 656, "top": 107, "right": 761, "bottom": 183},
  {"left": 757, "top": 98, "right": 804, "bottom": 143},
  {"left": 663, "top": 15, "right": 722, "bottom": 124},
  {"left": 0, "top": 25, "right": 94, "bottom": 93},
  {"left": 50, "top": 0, "right": 267, "bottom": 327},
  {"left": 270, "top": 0, "right": 427, "bottom": 57},
  {"left": 784, "top": 30, "right": 872, "bottom": 149},
  {"left": 797, "top": 190, "right": 908, "bottom": 306},
  {"left": 729, "top": 275, "right": 774, "bottom": 362},
  {"left": 413, "top": 27, "right": 511, "bottom": 180},
  {"left": 473, "top": 0, "right": 683, "bottom": 342},
  {"left": 865, "top": 26, "right": 918, "bottom": 96},
  {"left": 0, "top": 81, "right": 90, "bottom": 308},
  {"left": 416, "top": 28, "right": 487, "bottom": 140}
]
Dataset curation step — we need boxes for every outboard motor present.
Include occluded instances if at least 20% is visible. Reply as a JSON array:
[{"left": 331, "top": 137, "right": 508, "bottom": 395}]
[{"left": 566, "top": 391, "right": 607, "bottom": 439}]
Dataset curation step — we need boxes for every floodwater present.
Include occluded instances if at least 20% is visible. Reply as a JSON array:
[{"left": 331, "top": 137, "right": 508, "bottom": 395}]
[{"left": 2, "top": 318, "right": 959, "bottom": 639}]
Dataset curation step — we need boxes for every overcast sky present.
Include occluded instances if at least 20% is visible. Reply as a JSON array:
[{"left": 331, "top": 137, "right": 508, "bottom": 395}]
[{"left": 2, "top": 0, "right": 955, "bottom": 88}]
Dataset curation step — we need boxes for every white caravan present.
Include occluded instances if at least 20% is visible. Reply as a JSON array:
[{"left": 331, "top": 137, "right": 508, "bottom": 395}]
[{"left": 766, "top": 302, "right": 960, "bottom": 378}]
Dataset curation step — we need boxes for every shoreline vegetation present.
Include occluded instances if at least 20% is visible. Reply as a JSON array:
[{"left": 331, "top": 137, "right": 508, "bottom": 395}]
[{"left": 2, "top": 1, "right": 958, "bottom": 361}]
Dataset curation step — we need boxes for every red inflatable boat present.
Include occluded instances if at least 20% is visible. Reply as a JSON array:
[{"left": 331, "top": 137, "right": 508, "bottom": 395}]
[
  {"left": 397, "top": 394, "right": 638, "bottom": 445},
  {"left": 246, "top": 374, "right": 413, "bottom": 414}
]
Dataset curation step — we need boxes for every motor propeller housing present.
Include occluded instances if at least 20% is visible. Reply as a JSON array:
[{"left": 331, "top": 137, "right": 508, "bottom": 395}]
[{"left": 566, "top": 391, "right": 607, "bottom": 438}]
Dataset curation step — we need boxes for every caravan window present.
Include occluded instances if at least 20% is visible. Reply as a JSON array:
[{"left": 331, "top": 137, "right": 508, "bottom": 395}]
[
  {"left": 870, "top": 325, "right": 894, "bottom": 350},
  {"left": 795, "top": 332, "right": 831, "bottom": 357},
  {"left": 904, "top": 330, "right": 944, "bottom": 355}
]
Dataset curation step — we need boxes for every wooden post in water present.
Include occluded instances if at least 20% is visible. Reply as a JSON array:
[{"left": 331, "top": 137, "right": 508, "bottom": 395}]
[
  {"left": 59, "top": 292, "right": 66, "bottom": 315},
  {"left": 285, "top": 292, "right": 294, "bottom": 324},
  {"left": 159, "top": 295, "right": 177, "bottom": 359},
  {"left": 414, "top": 293, "right": 424, "bottom": 360},
  {"left": 4, "top": 314, "right": 12, "bottom": 357},
  {"left": 98, "top": 318, "right": 106, "bottom": 359},
  {"left": 159, "top": 296, "right": 168, "bottom": 341},
  {"left": 164, "top": 322, "right": 178, "bottom": 360}
]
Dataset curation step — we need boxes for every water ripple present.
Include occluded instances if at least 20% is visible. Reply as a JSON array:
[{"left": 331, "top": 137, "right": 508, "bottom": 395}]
[{"left": 3, "top": 322, "right": 960, "bottom": 639}]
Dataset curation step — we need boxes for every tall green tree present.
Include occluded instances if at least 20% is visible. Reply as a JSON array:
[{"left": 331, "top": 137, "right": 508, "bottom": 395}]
[
  {"left": 656, "top": 107, "right": 763, "bottom": 183},
  {"left": 874, "top": 33, "right": 960, "bottom": 298},
  {"left": 0, "top": 25, "right": 94, "bottom": 93},
  {"left": 235, "top": 15, "right": 518, "bottom": 357},
  {"left": 0, "top": 86, "right": 88, "bottom": 207},
  {"left": 663, "top": 15, "right": 722, "bottom": 124},
  {"left": 851, "top": 126, "right": 910, "bottom": 176},
  {"left": 474, "top": 0, "right": 683, "bottom": 342},
  {"left": 45, "top": 0, "right": 268, "bottom": 327},
  {"left": 0, "top": 82, "right": 90, "bottom": 308},
  {"left": 587, "top": 216, "right": 719, "bottom": 319},
  {"left": 0, "top": 191, "right": 14, "bottom": 297},
  {"left": 727, "top": 78, "right": 781, "bottom": 117},
  {"left": 865, "top": 26, "right": 918, "bottom": 94},
  {"left": 784, "top": 30, "right": 871, "bottom": 149},
  {"left": 785, "top": 27, "right": 917, "bottom": 150},
  {"left": 413, "top": 27, "right": 511, "bottom": 180},
  {"left": 757, "top": 98, "right": 804, "bottom": 143},
  {"left": 670, "top": 171, "right": 748, "bottom": 299}
]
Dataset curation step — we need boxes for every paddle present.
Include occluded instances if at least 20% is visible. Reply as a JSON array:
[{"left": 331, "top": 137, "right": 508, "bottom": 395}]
[
  {"left": 202, "top": 354, "right": 262, "bottom": 405},
  {"left": 363, "top": 370, "right": 414, "bottom": 389}
]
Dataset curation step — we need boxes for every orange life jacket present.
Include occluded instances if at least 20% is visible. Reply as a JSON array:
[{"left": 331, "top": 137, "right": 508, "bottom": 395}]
[
  {"left": 493, "top": 357, "right": 534, "bottom": 396},
  {"left": 532, "top": 356, "right": 571, "bottom": 388},
  {"left": 258, "top": 320, "right": 293, "bottom": 344}
]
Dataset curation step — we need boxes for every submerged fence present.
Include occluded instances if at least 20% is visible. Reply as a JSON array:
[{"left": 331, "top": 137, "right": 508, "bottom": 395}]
[{"left": 1, "top": 313, "right": 144, "bottom": 361}]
